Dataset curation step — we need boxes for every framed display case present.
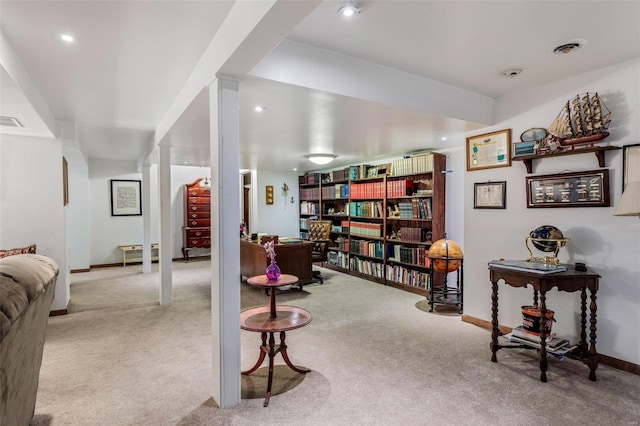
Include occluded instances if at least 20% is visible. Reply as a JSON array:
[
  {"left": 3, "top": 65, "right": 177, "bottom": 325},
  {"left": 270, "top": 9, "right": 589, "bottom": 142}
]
[{"left": 525, "top": 169, "right": 610, "bottom": 208}]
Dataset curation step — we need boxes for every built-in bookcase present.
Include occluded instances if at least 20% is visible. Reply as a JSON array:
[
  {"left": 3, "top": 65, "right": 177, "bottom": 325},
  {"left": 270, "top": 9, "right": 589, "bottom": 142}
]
[{"left": 298, "top": 152, "right": 446, "bottom": 296}]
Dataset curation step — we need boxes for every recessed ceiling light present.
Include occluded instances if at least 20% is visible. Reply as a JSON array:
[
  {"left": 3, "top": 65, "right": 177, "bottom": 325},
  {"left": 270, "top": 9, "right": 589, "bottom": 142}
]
[
  {"left": 441, "top": 137, "right": 447, "bottom": 141},
  {"left": 503, "top": 68, "right": 523, "bottom": 78},
  {"left": 338, "top": 5, "right": 360, "bottom": 17},
  {"left": 60, "top": 33, "right": 75, "bottom": 43},
  {"left": 183, "top": 161, "right": 190, "bottom": 164},
  {"left": 305, "top": 153, "right": 337, "bottom": 165},
  {"left": 553, "top": 39, "right": 586, "bottom": 55},
  {"left": 254, "top": 105, "right": 266, "bottom": 112},
  {"left": 293, "top": 168, "right": 297, "bottom": 171}
]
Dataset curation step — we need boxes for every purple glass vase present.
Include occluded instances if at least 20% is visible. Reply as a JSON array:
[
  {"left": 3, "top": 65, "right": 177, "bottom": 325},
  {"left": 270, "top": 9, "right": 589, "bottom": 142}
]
[{"left": 265, "top": 261, "right": 281, "bottom": 281}]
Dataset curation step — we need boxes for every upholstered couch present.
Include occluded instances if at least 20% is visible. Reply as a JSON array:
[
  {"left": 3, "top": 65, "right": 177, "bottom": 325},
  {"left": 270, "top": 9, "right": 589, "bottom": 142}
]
[{"left": 0, "top": 254, "right": 59, "bottom": 426}]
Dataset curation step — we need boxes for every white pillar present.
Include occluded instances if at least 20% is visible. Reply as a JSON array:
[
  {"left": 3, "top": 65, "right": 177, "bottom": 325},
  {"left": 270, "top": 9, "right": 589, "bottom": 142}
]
[
  {"left": 210, "top": 77, "right": 241, "bottom": 408},
  {"left": 158, "top": 144, "right": 173, "bottom": 305},
  {"left": 142, "top": 163, "right": 152, "bottom": 274}
]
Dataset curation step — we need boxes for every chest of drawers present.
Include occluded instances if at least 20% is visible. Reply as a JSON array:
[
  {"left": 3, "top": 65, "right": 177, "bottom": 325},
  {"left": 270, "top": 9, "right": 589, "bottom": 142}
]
[{"left": 182, "top": 178, "right": 212, "bottom": 261}]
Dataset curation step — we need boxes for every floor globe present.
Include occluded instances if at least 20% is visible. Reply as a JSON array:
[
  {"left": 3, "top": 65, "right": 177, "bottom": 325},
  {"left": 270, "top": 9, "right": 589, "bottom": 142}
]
[
  {"left": 428, "top": 238, "right": 463, "bottom": 273},
  {"left": 529, "top": 225, "right": 565, "bottom": 252}
]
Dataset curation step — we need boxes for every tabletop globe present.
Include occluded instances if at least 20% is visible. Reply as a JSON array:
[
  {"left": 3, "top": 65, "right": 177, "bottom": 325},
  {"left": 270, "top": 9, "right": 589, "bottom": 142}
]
[
  {"left": 428, "top": 238, "right": 463, "bottom": 273},
  {"left": 529, "top": 225, "right": 565, "bottom": 252}
]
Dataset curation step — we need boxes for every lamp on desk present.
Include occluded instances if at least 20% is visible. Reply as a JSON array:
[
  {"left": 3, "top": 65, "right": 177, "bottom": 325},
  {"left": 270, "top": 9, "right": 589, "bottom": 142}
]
[{"left": 613, "top": 181, "right": 640, "bottom": 218}]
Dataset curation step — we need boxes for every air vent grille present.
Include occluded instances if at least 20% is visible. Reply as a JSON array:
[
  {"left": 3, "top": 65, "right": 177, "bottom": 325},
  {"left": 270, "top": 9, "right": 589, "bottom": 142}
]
[{"left": 0, "top": 116, "right": 24, "bottom": 128}]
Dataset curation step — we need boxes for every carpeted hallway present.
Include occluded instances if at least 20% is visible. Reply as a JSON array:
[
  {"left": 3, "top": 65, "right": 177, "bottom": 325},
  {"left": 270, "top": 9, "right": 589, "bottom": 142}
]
[{"left": 33, "top": 260, "right": 639, "bottom": 425}]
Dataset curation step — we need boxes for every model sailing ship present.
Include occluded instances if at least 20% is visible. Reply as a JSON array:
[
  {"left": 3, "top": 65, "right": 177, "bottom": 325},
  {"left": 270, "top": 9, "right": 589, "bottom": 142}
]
[{"left": 546, "top": 92, "right": 612, "bottom": 149}]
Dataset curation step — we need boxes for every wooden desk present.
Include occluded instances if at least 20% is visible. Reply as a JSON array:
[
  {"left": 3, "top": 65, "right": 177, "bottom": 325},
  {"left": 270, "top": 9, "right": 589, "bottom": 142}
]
[
  {"left": 240, "top": 239, "right": 314, "bottom": 289},
  {"left": 489, "top": 263, "right": 600, "bottom": 382},
  {"left": 242, "top": 275, "right": 312, "bottom": 407}
]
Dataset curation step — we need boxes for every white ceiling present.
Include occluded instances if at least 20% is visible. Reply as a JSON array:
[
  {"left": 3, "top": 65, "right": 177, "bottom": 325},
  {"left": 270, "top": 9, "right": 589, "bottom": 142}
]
[{"left": 1, "top": 1, "right": 639, "bottom": 172}]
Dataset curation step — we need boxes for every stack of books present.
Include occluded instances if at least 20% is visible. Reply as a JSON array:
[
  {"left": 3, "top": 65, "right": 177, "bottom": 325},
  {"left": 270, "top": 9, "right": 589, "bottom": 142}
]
[{"left": 505, "top": 326, "right": 577, "bottom": 356}]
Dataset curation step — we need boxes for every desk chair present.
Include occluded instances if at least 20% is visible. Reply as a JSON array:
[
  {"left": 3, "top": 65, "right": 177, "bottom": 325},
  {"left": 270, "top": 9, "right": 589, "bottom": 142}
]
[{"left": 307, "top": 220, "right": 331, "bottom": 284}]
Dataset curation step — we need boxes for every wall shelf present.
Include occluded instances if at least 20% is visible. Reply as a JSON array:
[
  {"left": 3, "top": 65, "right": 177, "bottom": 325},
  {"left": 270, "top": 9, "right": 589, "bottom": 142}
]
[{"left": 512, "top": 145, "right": 620, "bottom": 173}]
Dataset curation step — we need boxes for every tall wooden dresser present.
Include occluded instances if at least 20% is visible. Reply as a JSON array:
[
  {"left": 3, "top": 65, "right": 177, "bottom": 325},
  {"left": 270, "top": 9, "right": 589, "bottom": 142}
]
[{"left": 182, "top": 178, "right": 211, "bottom": 261}]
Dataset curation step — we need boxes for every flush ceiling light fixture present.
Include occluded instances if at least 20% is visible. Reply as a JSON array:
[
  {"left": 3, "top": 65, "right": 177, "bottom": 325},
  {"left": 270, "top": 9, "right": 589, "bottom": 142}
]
[
  {"left": 60, "top": 33, "right": 75, "bottom": 43},
  {"left": 338, "top": 4, "right": 360, "bottom": 17},
  {"left": 305, "top": 153, "right": 337, "bottom": 165},
  {"left": 254, "top": 105, "right": 266, "bottom": 112}
]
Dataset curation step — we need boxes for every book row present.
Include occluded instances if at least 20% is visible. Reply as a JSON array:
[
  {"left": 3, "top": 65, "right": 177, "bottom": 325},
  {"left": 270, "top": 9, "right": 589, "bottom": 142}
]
[
  {"left": 390, "top": 153, "right": 434, "bottom": 176},
  {"left": 349, "top": 239, "right": 384, "bottom": 259},
  {"left": 386, "top": 265, "right": 430, "bottom": 289},
  {"left": 349, "top": 257, "right": 385, "bottom": 278},
  {"left": 350, "top": 221, "right": 382, "bottom": 238}
]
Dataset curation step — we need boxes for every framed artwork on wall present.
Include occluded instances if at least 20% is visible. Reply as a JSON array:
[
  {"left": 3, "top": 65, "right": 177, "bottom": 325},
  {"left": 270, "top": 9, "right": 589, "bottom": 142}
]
[
  {"left": 474, "top": 181, "right": 506, "bottom": 209},
  {"left": 622, "top": 143, "right": 640, "bottom": 191},
  {"left": 466, "top": 129, "right": 512, "bottom": 171},
  {"left": 110, "top": 179, "right": 142, "bottom": 216},
  {"left": 265, "top": 185, "right": 274, "bottom": 205}
]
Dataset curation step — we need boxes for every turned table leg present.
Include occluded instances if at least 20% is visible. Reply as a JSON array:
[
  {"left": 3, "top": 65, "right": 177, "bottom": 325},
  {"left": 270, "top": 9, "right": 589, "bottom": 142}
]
[
  {"left": 279, "top": 331, "right": 311, "bottom": 374},
  {"left": 242, "top": 332, "right": 268, "bottom": 375},
  {"left": 490, "top": 280, "right": 499, "bottom": 362},
  {"left": 539, "top": 291, "right": 548, "bottom": 383},
  {"left": 588, "top": 288, "right": 598, "bottom": 381}
]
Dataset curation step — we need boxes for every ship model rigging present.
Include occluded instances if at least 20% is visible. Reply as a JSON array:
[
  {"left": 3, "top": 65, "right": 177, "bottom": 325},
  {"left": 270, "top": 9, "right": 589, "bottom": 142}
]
[{"left": 546, "top": 92, "right": 611, "bottom": 149}]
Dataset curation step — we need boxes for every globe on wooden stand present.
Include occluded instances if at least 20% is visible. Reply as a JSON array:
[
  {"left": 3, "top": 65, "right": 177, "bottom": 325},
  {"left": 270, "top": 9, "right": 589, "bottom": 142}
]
[
  {"left": 427, "top": 234, "right": 464, "bottom": 314},
  {"left": 526, "top": 225, "right": 570, "bottom": 265}
]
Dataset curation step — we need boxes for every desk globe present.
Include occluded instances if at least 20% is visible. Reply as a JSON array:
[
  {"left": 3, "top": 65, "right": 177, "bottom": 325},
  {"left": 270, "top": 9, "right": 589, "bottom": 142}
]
[
  {"left": 428, "top": 237, "right": 463, "bottom": 273},
  {"left": 526, "top": 225, "right": 569, "bottom": 265}
]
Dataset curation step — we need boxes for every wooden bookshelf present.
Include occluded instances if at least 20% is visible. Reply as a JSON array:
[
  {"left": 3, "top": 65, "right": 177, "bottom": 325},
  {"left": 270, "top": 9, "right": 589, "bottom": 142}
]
[{"left": 299, "top": 152, "right": 446, "bottom": 296}]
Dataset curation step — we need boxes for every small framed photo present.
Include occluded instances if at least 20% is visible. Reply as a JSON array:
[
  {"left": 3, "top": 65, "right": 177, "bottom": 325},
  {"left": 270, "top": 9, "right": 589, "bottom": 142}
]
[
  {"left": 474, "top": 181, "right": 506, "bottom": 209},
  {"left": 622, "top": 143, "right": 640, "bottom": 191},
  {"left": 110, "top": 180, "right": 142, "bottom": 216},
  {"left": 466, "top": 129, "right": 512, "bottom": 171},
  {"left": 367, "top": 167, "right": 378, "bottom": 178}
]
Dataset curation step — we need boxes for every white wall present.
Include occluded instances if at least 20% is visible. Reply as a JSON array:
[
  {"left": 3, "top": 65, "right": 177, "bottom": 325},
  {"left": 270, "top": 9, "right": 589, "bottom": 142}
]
[
  {"left": 254, "top": 169, "right": 300, "bottom": 237},
  {"left": 88, "top": 160, "right": 211, "bottom": 265},
  {"left": 64, "top": 138, "right": 90, "bottom": 270},
  {"left": 0, "top": 134, "right": 69, "bottom": 311},
  {"left": 463, "top": 59, "right": 640, "bottom": 365}
]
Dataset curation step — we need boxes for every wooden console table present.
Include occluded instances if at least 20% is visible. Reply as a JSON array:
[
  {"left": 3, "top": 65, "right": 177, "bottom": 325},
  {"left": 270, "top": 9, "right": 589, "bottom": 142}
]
[
  {"left": 242, "top": 274, "right": 312, "bottom": 407},
  {"left": 118, "top": 243, "right": 159, "bottom": 267},
  {"left": 488, "top": 263, "right": 600, "bottom": 382}
]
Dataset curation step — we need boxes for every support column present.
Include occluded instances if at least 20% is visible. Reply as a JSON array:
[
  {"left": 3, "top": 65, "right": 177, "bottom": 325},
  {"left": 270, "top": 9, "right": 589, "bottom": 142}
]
[
  {"left": 142, "top": 163, "right": 152, "bottom": 274},
  {"left": 158, "top": 144, "right": 173, "bottom": 305},
  {"left": 210, "top": 77, "right": 241, "bottom": 408}
]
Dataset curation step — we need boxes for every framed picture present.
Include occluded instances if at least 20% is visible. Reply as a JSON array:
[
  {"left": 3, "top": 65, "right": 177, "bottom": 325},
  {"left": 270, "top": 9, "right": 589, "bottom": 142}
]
[
  {"left": 622, "top": 143, "right": 640, "bottom": 191},
  {"left": 110, "top": 180, "right": 142, "bottom": 216},
  {"left": 265, "top": 185, "right": 274, "bottom": 205},
  {"left": 62, "top": 157, "right": 69, "bottom": 206},
  {"left": 367, "top": 167, "right": 378, "bottom": 178},
  {"left": 466, "top": 129, "right": 512, "bottom": 171},
  {"left": 474, "top": 181, "right": 506, "bottom": 209},
  {"left": 526, "top": 169, "right": 610, "bottom": 208}
]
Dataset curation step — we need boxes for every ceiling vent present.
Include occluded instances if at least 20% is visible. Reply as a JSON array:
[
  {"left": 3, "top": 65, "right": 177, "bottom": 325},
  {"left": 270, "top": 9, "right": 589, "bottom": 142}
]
[{"left": 0, "top": 116, "right": 24, "bottom": 128}]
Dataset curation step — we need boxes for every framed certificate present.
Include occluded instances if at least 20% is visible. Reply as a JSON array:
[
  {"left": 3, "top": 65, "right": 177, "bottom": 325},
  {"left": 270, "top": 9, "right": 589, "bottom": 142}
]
[
  {"left": 466, "top": 129, "right": 512, "bottom": 171},
  {"left": 474, "top": 181, "right": 506, "bottom": 209}
]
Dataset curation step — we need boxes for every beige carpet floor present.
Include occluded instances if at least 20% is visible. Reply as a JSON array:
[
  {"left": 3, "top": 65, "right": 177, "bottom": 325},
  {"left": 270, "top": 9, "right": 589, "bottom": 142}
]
[{"left": 32, "top": 259, "right": 639, "bottom": 425}]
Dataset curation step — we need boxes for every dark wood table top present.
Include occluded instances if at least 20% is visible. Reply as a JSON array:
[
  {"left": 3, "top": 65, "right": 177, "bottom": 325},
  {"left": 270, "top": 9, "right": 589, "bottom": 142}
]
[
  {"left": 489, "top": 263, "right": 600, "bottom": 292},
  {"left": 240, "top": 305, "right": 312, "bottom": 333},
  {"left": 247, "top": 274, "right": 299, "bottom": 289}
]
